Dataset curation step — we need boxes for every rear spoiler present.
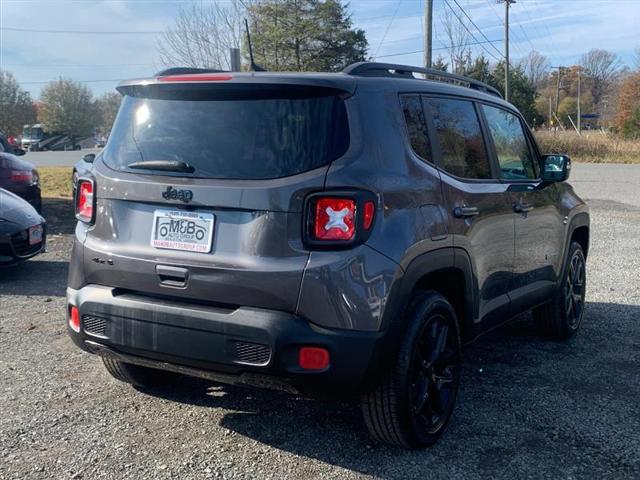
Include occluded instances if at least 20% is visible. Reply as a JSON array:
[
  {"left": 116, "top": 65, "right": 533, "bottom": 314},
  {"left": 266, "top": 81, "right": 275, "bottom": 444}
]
[{"left": 116, "top": 72, "right": 357, "bottom": 98}]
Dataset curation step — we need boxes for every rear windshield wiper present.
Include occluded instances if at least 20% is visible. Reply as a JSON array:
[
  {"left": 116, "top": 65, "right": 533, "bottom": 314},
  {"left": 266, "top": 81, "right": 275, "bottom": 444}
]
[{"left": 127, "top": 160, "right": 195, "bottom": 173}]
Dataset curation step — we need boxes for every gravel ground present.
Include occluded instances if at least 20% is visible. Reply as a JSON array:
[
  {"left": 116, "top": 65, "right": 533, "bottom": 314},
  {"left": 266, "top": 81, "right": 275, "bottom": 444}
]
[{"left": 1, "top": 166, "right": 639, "bottom": 479}]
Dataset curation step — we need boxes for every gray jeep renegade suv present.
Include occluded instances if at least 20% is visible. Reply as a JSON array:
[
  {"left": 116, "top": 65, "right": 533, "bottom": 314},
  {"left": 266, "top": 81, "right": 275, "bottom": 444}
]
[{"left": 67, "top": 62, "right": 589, "bottom": 449}]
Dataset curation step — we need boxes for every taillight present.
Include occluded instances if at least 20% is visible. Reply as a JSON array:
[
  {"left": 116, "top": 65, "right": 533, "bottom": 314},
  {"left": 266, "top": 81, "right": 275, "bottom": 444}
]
[
  {"left": 363, "top": 201, "right": 375, "bottom": 230},
  {"left": 11, "top": 170, "right": 32, "bottom": 182},
  {"left": 75, "top": 179, "right": 95, "bottom": 224},
  {"left": 305, "top": 191, "right": 377, "bottom": 247},
  {"left": 314, "top": 198, "right": 356, "bottom": 241}
]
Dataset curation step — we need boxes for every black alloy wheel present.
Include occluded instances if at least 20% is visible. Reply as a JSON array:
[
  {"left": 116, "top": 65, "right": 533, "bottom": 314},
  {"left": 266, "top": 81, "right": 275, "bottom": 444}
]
[
  {"left": 410, "top": 313, "right": 459, "bottom": 437},
  {"left": 565, "top": 249, "right": 586, "bottom": 329},
  {"left": 361, "top": 291, "right": 461, "bottom": 448}
]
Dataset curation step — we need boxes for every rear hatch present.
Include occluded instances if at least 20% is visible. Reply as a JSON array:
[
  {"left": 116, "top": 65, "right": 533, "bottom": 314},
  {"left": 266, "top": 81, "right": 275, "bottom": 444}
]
[{"left": 82, "top": 74, "right": 353, "bottom": 312}]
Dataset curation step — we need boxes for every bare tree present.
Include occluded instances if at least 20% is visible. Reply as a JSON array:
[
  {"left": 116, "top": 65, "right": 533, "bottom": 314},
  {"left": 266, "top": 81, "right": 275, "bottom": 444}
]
[
  {"left": 440, "top": 6, "right": 471, "bottom": 75},
  {"left": 580, "top": 48, "right": 623, "bottom": 105},
  {"left": 158, "top": 0, "right": 247, "bottom": 70},
  {"left": 519, "top": 50, "right": 549, "bottom": 89}
]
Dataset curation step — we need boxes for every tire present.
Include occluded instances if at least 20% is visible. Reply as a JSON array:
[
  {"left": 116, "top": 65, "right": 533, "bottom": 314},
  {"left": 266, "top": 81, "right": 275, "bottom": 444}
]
[
  {"left": 533, "top": 241, "right": 586, "bottom": 340},
  {"left": 102, "top": 356, "right": 179, "bottom": 389},
  {"left": 361, "top": 291, "right": 461, "bottom": 449}
]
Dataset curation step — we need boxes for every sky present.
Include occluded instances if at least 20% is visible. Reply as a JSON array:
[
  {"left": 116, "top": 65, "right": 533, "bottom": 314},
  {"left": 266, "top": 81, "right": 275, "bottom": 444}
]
[{"left": 0, "top": 0, "right": 639, "bottom": 99}]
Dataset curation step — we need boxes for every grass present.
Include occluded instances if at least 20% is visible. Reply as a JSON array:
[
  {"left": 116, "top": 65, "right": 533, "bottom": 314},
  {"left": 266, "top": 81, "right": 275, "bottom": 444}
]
[
  {"left": 38, "top": 167, "right": 73, "bottom": 199},
  {"left": 534, "top": 131, "right": 640, "bottom": 163}
]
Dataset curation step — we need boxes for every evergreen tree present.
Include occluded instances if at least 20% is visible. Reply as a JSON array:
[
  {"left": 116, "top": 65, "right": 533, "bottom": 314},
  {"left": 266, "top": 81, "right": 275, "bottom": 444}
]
[{"left": 248, "top": 0, "right": 367, "bottom": 71}]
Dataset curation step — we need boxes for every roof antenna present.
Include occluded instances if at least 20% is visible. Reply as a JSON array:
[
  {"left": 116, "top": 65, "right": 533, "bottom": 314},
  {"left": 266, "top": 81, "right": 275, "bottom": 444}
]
[{"left": 244, "top": 18, "right": 266, "bottom": 72}]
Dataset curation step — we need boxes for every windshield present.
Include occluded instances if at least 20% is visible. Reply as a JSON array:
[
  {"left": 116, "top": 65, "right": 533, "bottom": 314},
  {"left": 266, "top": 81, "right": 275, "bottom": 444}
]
[
  {"left": 22, "top": 127, "right": 43, "bottom": 140},
  {"left": 103, "top": 90, "right": 350, "bottom": 180}
]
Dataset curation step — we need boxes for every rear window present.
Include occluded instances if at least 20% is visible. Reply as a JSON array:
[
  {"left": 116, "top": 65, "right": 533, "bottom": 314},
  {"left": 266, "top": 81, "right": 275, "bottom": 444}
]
[{"left": 103, "top": 89, "right": 349, "bottom": 180}]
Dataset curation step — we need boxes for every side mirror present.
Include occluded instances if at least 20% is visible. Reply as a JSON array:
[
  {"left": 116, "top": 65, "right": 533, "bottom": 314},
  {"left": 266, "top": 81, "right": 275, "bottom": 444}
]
[
  {"left": 83, "top": 153, "right": 96, "bottom": 163},
  {"left": 13, "top": 148, "right": 26, "bottom": 156},
  {"left": 541, "top": 154, "right": 571, "bottom": 182}
]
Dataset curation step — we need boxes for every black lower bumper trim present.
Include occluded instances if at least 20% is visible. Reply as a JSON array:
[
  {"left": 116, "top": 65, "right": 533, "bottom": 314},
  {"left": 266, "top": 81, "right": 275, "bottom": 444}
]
[
  {"left": 67, "top": 285, "right": 388, "bottom": 399},
  {"left": 85, "top": 340, "right": 300, "bottom": 394}
]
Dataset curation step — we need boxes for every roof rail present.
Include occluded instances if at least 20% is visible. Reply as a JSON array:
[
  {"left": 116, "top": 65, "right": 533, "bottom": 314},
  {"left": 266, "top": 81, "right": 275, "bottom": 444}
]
[
  {"left": 343, "top": 62, "right": 502, "bottom": 98},
  {"left": 154, "top": 67, "right": 229, "bottom": 77}
]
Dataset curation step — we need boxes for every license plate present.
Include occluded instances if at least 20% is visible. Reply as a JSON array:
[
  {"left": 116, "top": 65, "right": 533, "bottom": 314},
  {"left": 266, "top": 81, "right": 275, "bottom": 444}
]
[
  {"left": 29, "top": 224, "right": 43, "bottom": 246},
  {"left": 150, "top": 210, "right": 214, "bottom": 253}
]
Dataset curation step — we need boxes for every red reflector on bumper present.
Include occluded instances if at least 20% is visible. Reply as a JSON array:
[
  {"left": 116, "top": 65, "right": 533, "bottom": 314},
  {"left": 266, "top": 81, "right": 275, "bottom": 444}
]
[
  {"left": 298, "top": 347, "right": 330, "bottom": 370},
  {"left": 69, "top": 306, "right": 80, "bottom": 333}
]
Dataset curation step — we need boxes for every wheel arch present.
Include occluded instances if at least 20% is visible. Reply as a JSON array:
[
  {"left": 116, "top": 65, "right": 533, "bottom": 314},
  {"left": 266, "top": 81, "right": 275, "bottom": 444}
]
[
  {"left": 571, "top": 225, "right": 589, "bottom": 258},
  {"left": 565, "top": 211, "right": 590, "bottom": 261},
  {"left": 361, "top": 247, "right": 477, "bottom": 394},
  {"left": 382, "top": 247, "right": 477, "bottom": 342}
]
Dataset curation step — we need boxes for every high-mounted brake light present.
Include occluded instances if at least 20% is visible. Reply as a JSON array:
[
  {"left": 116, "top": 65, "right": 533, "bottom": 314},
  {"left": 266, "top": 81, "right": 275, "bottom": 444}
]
[
  {"left": 313, "top": 198, "right": 356, "bottom": 241},
  {"left": 158, "top": 73, "right": 233, "bottom": 82},
  {"left": 75, "top": 179, "right": 95, "bottom": 224}
]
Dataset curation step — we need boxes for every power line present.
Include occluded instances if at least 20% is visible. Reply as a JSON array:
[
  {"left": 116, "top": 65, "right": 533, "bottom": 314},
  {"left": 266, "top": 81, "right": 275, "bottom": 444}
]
[
  {"left": 531, "top": 0, "right": 561, "bottom": 62},
  {"left": 377, "top": 38, "right": 503, "bottom": 59},
  {"left": 482, "top": 0, "right": 528, "bottom": 59},
  {"left": 450, "top": 0, "right": 504, "bottom": 59},
  {"left": 4, "top": 63, "right": 152, "bottom": 68},
  {"left": 0, "top": 26, "right": 163, "bottom": 35},
  {"left": 19, "top": 79, "right": 124, "bottom": 85},
  {"left": 442, "top": 0, "right": 502, "bottom": 62},
  {"left": 374, "top": 0, "right": 403, "bottom": 59}
]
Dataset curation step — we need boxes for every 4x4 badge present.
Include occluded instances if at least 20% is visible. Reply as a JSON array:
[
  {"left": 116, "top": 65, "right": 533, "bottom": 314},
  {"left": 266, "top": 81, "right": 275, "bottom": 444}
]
[{"left": 162, "top": 186, "right": 193, "bottom": 203}]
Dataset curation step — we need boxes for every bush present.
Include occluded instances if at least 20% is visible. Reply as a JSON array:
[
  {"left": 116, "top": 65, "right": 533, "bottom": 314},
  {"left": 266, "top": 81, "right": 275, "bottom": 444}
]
[
  {"left": 622, "top": 107, "right": 640, "bottom": 140},
  {"left": 535, "top": 130, "right": 640, "bottom": 163}
]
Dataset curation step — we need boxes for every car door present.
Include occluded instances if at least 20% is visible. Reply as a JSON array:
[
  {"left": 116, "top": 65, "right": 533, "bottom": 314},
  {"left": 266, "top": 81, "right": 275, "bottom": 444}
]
[
  {"left": 423, "top": 96, "right": 516, "bottom": 328},
  {"left": 480, "top": 103, "right": 565, "bottom": 314}
]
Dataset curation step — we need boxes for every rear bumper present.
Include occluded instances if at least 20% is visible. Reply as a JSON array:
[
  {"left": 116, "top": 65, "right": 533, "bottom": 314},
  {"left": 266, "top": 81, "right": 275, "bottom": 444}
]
[
  {"left": 0, "top": 223, "right": 46, "bottom": 266},
  {"left": 66, "top": 285, "right": 387, "bottom": 398}
]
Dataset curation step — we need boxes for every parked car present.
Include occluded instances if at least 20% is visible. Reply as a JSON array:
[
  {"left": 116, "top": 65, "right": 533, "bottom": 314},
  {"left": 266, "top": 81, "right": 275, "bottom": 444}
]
[
  {"left": 0, "top": 133, "right": 41, "bottom": 212},
  {"left": 0, "top": 188, "right": 46, "bottom": 266},
  {"left": 47, "top": 135, "right": 81, "bottom": 151},
  {"left": 66, "top": 63, "right": 589, "bottom": 449},
  {"left": 72, "top": 153, "right": 96, "bottom": 192},
  {"left": 21, "top": 124, "right": 45, "bottom": 151}
]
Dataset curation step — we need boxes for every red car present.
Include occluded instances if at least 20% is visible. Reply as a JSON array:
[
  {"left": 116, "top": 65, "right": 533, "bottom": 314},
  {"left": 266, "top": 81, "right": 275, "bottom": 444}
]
[{"left": 0, "top": 133, "right": 41, "bottom": 213}]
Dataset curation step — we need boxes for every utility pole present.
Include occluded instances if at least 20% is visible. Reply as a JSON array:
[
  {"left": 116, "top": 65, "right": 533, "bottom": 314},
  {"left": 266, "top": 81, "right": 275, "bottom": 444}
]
[
  {"left": 424, "top": 0, "right": 433, "bottom": 68},
  {"left": 577, "top": 67, "right": 581, "bottom": 134},
  {"left": 230, "top": 48, "right": 241, "bottom": 72},
  {"left": 551, "top": 66, "right": 564, "bottom": 131},
  {"left": 499, "top": 0, "right": 516, "bottom": 102}
]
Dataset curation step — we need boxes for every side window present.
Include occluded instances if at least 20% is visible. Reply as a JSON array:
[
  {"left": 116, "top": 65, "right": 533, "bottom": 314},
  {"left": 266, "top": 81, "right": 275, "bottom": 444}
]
[
  {"left": 482, "top": 104, "right": 538, "bottom": 180},
  {"left": 400, "top": 95, "right": 432, "bottom": 163},
  {"left": 424, "top": 97, "right": 492, "bottom": 179}
]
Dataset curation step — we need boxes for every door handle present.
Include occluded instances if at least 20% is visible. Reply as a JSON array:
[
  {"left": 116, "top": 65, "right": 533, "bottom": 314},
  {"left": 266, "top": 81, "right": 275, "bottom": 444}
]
[
  {"left": 514, "top": 202, "right": 534, "bottom": 213},
  {"left": 453, "top": 206, "right": 479, "bottom": 218},
  {"left": 156, "top": 265, "right": 189, "bottom": 288}
]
